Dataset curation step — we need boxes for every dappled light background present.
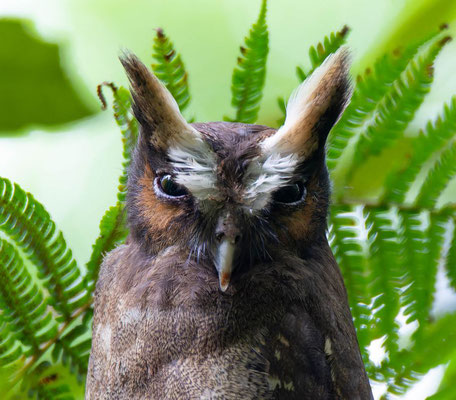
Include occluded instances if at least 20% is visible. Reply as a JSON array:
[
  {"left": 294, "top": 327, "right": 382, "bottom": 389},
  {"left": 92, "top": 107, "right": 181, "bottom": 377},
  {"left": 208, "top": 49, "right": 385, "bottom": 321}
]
[{"left": 1, "top": 0, "right": 456, "bottom": 398}]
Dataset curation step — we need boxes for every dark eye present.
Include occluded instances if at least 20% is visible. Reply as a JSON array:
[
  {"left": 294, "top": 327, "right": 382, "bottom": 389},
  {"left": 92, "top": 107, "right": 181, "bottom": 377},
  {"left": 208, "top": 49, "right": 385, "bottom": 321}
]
[
  {"left": 272, "top": 181, "right": 306, "bottom": 205},
  {"left": 156, "top": 175, "right": 188, "bottom": 198}
]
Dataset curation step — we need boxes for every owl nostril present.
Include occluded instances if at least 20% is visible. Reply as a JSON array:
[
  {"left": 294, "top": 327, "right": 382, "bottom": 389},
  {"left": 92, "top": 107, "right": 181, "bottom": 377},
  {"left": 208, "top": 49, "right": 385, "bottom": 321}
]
[
  {"left": 216, "top": 232, "right": 225, "bottom": 242},
  {"left": 234, "top": 234, "right": 241, "bottom": 244}
]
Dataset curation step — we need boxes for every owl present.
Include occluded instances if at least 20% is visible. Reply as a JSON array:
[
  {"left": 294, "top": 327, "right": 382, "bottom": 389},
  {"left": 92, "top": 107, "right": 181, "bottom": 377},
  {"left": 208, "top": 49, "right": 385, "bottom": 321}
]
[{"left": 86, "top": 48, "right": 373, "bottom": 399}]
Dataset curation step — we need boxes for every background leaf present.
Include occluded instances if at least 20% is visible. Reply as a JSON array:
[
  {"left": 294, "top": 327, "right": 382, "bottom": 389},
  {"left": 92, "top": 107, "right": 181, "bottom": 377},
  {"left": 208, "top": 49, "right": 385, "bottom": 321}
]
[{"left": 0, "top": 19, "right": 96, "bottom": 134}]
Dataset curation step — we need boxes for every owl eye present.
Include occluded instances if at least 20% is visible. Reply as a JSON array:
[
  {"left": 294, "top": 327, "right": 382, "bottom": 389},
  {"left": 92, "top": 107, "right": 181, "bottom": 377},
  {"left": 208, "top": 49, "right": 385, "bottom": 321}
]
[
  {"left": 272, "top": 181, "right": 306, "bottom": 205},
  {"left": 156, "top": 175, "right": 188, "bottom": 198}
]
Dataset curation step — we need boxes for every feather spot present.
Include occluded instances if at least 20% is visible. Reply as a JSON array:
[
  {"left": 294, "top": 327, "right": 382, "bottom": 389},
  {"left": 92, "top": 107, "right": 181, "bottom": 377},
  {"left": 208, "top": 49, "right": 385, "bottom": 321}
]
[
  {"left": 325, "top": 337, "right": 333, "bottom": 356},
  {"left": 99, "top": 324, "right": 112, "bottom": 353},
  {"left": 277, "top": 334, "right": 289, "bottom": 347}
]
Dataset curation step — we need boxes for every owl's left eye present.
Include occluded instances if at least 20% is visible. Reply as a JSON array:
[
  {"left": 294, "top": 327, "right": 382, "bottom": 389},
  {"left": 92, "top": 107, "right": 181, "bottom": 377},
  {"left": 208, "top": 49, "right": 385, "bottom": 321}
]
[
  {"left": 155, "top": 175, "right": 188, "bottom": 198},
  {"left": 272, "top": 181, "right": 306, "bottom": 205}
]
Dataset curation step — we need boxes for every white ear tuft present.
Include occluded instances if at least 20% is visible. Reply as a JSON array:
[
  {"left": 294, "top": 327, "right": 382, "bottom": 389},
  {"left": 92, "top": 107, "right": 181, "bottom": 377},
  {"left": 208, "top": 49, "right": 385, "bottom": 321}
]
[{"left": 261, "top": 47, "right": 352, "bottom": 158}]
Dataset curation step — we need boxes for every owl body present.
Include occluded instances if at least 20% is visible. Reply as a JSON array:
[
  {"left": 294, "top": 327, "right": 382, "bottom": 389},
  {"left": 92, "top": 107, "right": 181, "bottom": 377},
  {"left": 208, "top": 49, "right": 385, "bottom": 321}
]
[
  {"left": 86, "top": 50, "right": 373, "bottom": 399},
  {"left": 87, "top": 241, "right": 362, "bottom": 399}
]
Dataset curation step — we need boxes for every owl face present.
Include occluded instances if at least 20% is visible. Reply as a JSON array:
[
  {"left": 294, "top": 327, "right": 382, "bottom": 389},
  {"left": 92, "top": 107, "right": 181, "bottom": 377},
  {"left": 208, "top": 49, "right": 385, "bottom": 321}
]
[{"left": 122, "top": 49, "right": 352, "bottom": 291}]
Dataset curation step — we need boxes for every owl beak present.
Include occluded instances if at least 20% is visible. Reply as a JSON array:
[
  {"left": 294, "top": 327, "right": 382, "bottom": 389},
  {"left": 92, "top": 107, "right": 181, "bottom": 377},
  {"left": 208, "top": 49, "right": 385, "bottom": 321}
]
[
  {"left": 215, "top": 238, "right": 236, "bottom": 292},
  {"left": 214, "top": 212, "right": 241, "bottom": 292}
]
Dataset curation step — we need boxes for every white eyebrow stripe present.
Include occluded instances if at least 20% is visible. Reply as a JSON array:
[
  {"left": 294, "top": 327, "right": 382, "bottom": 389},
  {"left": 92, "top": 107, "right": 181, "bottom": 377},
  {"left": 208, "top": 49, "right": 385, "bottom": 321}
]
[
  {"left": 167, "top": 144, "right": 220, "bottom": 201},
  {"left": 243, "top": 153, "right": 299, "bottom": 211}
]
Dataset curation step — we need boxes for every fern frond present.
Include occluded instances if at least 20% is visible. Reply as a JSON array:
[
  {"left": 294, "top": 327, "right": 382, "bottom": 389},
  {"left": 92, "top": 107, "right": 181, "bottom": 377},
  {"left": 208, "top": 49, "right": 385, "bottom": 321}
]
[
  {"left": 389, "top": 312, "right": 456, "bottom": 395},
  {"left": 225, "top": 0, "right": 268, "bottom": 123},
  {"left": 85, "top": 204, "right": 127, "bottom": 291},
  {"left": 88, "top": 84, "right": 135, "bottom": 288},
  {"left": 364, "top": 207, "right": 401, "bottom": 363},
  {"left": 327, "top": 30, "right": 447, "bottom": 173},
  {"left": 0, "top": 177, "right": 86, "bottom": 318},
  {"left": 383, "top": 96, "right": 456, "bottom": 203},
  {"left": 297, "top": 25, "right": 350, "bottom": 82},
  {"left": 152, "top": 28, "right": 191, "bottom": 113},
  {"left": 0, "top": 239, "right": 58, "bottom": 351},
  {"left": 329, "top": 206, "right": 371, "bottom": 362},
  {"left": 97, "top": 83, "right": 138, "bottom": 203},
  {"left": 399, "top": 211, "right": 447, "bottom": 342},
  {"left": 342, "top": 36, "right": 450, "bottom": 182},
  {"left": 415, "top": 141, "right": 456, "bottom": 209}
]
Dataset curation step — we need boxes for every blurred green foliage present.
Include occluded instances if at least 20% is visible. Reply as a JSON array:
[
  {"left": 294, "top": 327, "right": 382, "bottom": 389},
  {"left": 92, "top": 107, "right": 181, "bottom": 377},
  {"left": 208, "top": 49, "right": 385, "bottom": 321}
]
[
  {"left": 0, "top": 19, "right": 95, "bottom": 134},
  {"left": 1, "top": 0, "right": 456, "bottom": 399}
]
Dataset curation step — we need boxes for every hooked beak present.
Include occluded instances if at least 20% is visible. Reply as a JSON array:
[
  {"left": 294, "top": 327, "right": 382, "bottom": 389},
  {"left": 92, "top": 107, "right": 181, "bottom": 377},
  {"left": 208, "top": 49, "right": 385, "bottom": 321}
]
[
  {"left": 215, "top": 238, "right": 236, "bottom": 292},
  {"left": 214, "top": 212, "right": 241, "bottom": 292}
]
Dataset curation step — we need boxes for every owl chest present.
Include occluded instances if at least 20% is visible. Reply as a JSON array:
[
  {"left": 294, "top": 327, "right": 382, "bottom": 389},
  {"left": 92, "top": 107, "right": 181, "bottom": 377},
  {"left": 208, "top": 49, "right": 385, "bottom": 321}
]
[{"left": 90, "top": 299, "right": 290, "bottom": 399}]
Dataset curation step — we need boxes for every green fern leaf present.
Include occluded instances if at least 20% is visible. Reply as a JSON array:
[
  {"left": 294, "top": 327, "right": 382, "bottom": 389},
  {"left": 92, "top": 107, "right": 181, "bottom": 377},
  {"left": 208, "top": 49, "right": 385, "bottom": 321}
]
[
  {"left": 225, "top": 0, "right": 268, "bottom": 123},
  {"left": 383, "top": 96, "right": 456, "bottom": 204},
  {"left": 340, "top": 36, "right": 450, "bottom": 184},
  {"left": 85, "top": 204, "right": 127, "bottom": 291},
  {"left": 0, "top": 177, "right": 86, "bottom": 318},
  {"left": 151, "top": 28, "right": 191, "bottom": 114},
  {"left": 364, "top": 207, "right": 401, "bottom": 365},
  {"left": 389, "top": 312, "right": 456, "bottom": 395},
  {"left": 399, "top": 211, "right": 447, "bottom": 342},
  {"left": 327, "top": 30, "right": 448, "bottom": 175},
  {"left": 97, "top": 83, "right": 138, "bottom": 203},
  {"left": 329, "top": 206, "right": 371, "bottom": 363},
  {"left": 0, "top": 239, "right": 58, "bottom": 351},
  {"left": 88, "top": 84, "right": 135, "bottom": 288},
  {"left": 415, "top": 141, "right": 456, "bottom": 209}
]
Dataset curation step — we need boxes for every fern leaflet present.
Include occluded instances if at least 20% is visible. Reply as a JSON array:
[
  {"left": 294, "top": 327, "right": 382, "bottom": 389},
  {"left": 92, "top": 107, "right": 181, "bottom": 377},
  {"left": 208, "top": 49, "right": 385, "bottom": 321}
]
[
  {"left": 416, "top": 141, "right": 456, "bottom": 209},
  {"left": 383, "top": 96, "right": 456, "bottom": 204}
]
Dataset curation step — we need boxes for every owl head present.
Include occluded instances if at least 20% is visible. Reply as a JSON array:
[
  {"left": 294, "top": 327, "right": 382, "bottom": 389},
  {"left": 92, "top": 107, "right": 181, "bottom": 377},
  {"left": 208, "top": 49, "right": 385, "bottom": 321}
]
[{"left": 121, "top": 49, "right": 352, "bottom": 291}]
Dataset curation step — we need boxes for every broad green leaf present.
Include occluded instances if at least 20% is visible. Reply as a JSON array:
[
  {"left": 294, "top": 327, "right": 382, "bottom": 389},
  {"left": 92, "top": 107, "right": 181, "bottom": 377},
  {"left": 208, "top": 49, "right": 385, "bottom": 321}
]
[{"left": 0, "top": 19, "right": 95, "bottom": 134}]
